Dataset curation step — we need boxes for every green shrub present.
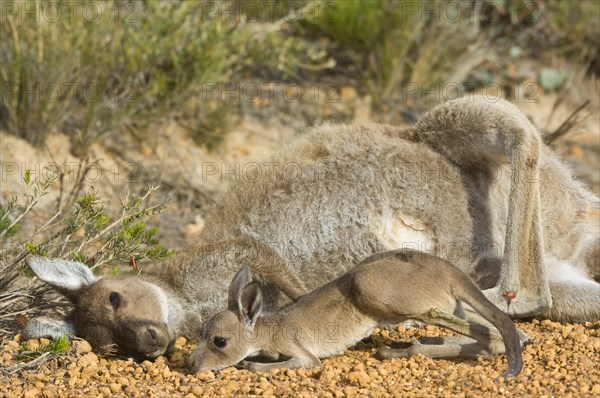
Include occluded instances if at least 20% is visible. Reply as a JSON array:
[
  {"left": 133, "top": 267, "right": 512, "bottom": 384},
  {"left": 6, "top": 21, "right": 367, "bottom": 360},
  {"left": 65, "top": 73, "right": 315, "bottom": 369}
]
[
  {"left": 544, "top": 0, "right": 599, "bottom": 66},
  {"left": 301, "top": 0, "right": 492, "bottom": 104},
  {"left": 0, "top": 0, "right": 322, "bottom": 152}
]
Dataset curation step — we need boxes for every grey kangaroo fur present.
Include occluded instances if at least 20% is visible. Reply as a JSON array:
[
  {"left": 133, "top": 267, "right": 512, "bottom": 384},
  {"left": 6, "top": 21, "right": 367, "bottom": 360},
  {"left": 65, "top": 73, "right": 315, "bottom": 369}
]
[
  {"left": 188, "top": 250, "right": 523, "bottom": 378},
  {"left": 25, "top": 96, "right": 600, "bottom": 360}
]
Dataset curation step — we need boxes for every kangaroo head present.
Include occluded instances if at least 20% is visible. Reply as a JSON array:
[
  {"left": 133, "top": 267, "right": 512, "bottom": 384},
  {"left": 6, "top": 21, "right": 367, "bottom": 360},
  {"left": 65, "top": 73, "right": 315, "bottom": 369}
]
[
  {"left": 26, "top": 256, "right": 175, "bottom": 358},
  {"left": 188, "top": 265, "right": 264, "bottom": 372}
]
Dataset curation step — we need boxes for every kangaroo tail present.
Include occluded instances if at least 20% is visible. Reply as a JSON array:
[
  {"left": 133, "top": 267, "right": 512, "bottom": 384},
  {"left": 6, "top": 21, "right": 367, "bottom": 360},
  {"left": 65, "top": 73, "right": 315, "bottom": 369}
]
[{"left": 457, "top": 275, "right": 523, "bottom": 377}]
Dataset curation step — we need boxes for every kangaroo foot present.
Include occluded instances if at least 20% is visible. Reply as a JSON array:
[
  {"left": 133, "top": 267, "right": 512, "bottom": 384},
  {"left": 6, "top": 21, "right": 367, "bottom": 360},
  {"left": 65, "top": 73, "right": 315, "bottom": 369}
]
[{"left": 375, "top": 337, "right": 495, "bottom": 360}]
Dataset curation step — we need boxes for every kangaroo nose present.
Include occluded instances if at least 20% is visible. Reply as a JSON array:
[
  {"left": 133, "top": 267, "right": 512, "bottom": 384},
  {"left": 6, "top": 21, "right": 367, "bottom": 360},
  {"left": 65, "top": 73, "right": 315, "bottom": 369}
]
[{"left": 146, "top": 326, "right": 158, "bottom": 343}]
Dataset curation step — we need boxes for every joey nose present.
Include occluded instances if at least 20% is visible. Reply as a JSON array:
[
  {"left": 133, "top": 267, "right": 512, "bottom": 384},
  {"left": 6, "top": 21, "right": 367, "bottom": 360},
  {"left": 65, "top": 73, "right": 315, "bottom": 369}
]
[{"left": 187, "top": 357, "right": 199, "bottom": 374}]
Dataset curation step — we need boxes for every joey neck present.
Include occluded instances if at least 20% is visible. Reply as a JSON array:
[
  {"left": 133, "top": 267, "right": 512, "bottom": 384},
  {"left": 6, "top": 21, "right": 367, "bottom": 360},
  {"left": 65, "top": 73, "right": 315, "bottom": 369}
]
[{"left": 252, "top": 300, "right": 317, "bottom": 344}]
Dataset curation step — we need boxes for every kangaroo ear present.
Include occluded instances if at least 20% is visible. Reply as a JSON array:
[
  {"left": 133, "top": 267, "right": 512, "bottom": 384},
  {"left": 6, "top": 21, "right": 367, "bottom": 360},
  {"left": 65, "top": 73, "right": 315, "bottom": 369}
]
[
  {"left": 27, "top": 256, "right": 100, "bottom": 302},
  {"left": 238, "top": 281, "right": 263, "bottom": 330},
  {"left": 228, "top": 265, "right": 253, "bottom": 309}
]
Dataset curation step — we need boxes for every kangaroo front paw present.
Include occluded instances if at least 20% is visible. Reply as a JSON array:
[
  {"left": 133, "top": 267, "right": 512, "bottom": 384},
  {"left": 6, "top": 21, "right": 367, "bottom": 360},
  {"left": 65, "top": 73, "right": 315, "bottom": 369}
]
[
  {"left": 483, "top": 287, "right": 552, "bottom": 318},
  {"left": 240, "top": 360, "right": 271, "bottom": 372}
]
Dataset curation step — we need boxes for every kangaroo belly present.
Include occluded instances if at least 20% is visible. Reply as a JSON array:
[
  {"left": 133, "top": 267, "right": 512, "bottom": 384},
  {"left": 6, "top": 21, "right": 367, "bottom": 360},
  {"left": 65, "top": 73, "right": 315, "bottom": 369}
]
[
  {"left": 376, "top": 212, "right": 437, "bottom": 254},
  {"left": 310, "top": 319, "right": 378, "bottom": 359}
]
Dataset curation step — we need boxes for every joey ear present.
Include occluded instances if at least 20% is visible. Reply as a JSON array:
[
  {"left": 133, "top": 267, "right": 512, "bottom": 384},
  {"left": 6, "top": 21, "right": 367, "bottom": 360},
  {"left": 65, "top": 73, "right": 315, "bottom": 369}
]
[
  {"left": 27, "top": 256, "right": 100, "bottom": 302},
  {"left": 238, "top": 281, "right": 263, "bottom": 330},
  {"left": 228, "top": 265, "right": 253, "bottom": 308}
]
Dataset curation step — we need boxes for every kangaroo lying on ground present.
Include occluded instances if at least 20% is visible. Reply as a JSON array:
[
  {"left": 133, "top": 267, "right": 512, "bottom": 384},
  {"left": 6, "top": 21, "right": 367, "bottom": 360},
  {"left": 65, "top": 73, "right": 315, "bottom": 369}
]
[
  {"left": 188, "top": 250, "right": 523, "bottom": 378},
  {"left": 24, "top": 96, "right": 600, "bottom": 360}
]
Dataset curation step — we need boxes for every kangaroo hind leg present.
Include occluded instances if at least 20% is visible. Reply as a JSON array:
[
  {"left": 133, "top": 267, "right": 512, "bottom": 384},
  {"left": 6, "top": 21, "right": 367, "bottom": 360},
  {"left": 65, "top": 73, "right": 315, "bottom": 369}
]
[
  {"left": 410, "top": 97, "right": 551, "bottom": 317},
  {"left": 376, "top": 307, "right": 505, "bottom": 360}
]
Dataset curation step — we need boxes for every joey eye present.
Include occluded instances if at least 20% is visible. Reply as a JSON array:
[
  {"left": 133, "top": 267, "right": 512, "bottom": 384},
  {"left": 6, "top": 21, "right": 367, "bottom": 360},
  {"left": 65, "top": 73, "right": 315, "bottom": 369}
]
[
  {"left": 213, "top": 337, "right": 228, "bottom": 348},
  {"left": 109, "top": 292, "right": 121, "bottom": 309}
]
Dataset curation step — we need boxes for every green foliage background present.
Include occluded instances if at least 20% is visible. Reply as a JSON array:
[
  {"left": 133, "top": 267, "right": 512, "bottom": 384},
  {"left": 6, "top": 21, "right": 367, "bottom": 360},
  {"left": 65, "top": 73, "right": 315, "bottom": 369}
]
[{"left": 1, "top": 0, "right": 598, "bottom": 152}]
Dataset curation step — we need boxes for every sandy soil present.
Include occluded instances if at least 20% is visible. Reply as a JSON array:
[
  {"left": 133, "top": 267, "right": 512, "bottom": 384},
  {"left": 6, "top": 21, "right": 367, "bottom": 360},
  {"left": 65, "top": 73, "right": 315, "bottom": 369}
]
[{"left": 1, "top": 320, "right": 599, "bottom": 397}]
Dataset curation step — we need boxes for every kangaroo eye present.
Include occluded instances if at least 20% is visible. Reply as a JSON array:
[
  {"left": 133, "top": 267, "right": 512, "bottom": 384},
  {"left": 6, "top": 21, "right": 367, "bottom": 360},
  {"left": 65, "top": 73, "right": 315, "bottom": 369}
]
[
  {"left": 213, "top": 337, "right": 228, "bottom": 348},
  {"left": 109, "top": 292, "right": 121, "bottom": 309}
]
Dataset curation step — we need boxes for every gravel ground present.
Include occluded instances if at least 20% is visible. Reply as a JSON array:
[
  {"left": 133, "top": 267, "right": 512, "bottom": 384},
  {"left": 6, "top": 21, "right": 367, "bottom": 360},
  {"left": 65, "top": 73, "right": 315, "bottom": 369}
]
[{"left": 1, "top": 320, "right": 599, "bottom": 398}]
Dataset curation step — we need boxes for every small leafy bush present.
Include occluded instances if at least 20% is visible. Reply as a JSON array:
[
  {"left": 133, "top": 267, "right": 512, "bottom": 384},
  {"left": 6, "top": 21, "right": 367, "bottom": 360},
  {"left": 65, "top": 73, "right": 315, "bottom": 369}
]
[{"left": 16, "top": 336, "right": 72, "bottom": 362}]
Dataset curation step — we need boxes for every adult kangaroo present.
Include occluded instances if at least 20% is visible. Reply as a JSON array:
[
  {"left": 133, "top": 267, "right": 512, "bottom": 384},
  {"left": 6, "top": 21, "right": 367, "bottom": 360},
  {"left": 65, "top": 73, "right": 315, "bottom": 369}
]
[{"left": 25, "top": 96, "right": 600, "bottom": 359}]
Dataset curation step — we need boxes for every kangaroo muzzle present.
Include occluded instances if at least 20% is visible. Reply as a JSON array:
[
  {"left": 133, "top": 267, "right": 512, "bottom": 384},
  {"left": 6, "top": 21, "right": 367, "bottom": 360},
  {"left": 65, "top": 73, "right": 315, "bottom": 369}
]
[{"left": 116, "top": 319, "right": 175, "bottom": 358}]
